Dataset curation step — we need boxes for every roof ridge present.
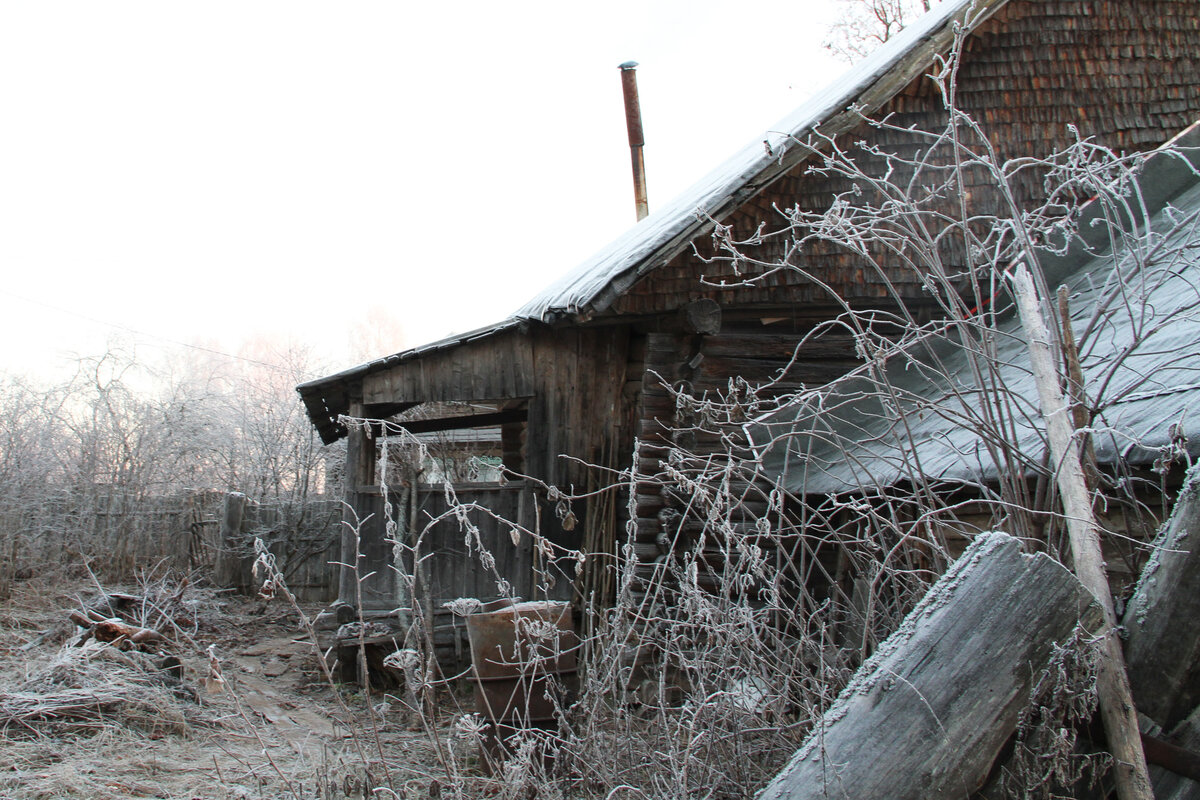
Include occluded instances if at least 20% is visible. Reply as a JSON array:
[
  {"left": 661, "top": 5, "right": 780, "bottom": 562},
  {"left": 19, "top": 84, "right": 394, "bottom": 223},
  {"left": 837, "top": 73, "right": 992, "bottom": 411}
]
[{"left": 514, "top": 0, "right": 1004, "bottom": 324}]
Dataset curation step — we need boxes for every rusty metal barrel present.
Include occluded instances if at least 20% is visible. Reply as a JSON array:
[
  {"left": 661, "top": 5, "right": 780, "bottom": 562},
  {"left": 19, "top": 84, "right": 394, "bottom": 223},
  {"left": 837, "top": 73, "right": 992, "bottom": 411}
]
[{"left": 466, "top": 600, "right": 578, "bottom": 765}]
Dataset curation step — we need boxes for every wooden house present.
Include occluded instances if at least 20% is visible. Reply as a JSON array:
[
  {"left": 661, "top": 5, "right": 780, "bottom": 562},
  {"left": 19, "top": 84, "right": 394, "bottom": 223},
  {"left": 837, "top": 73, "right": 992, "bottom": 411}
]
[{"left": 298, "top": 0, "right": 1200, "bottom": 630}]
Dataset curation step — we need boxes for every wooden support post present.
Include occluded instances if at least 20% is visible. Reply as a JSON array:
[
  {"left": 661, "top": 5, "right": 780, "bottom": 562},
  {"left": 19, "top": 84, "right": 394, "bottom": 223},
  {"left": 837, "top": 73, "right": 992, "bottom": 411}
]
[
  {"left": 1012, "top": 264, "right": 1154, "bottom": 800},
  {"left": 1057, "top": 286, "right": 1099, "bottom": 487},
  {"left": 337, "top": 402, "right": 380, "bottom": 610},
  {"left": 338, "top": 415, "right": 365, "bottom": 609},
  {"left": 759, "top": 532, "right": 1100, "bottom": 800},
  {"left": 213, "top": 492, "right": 249, "bottom": 592}
]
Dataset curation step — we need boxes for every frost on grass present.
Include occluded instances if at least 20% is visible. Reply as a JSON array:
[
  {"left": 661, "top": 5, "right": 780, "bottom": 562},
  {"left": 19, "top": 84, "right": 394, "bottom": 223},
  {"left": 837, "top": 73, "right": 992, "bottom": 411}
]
[{"left": 0, "top": 640, "right": 195, "bottom": 737}]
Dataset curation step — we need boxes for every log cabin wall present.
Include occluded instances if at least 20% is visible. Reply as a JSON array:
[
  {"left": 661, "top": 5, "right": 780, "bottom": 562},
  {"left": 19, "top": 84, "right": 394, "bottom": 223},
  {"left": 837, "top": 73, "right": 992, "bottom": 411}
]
[
  {"left": 627, "top": 328, "right": 864, "bottom": 588},
  {"left": 310, "top": 0, "right": 1200, "bottom": 616},
  {"left": 614, "top": 0, "right": 1200, "bottom": 594}
]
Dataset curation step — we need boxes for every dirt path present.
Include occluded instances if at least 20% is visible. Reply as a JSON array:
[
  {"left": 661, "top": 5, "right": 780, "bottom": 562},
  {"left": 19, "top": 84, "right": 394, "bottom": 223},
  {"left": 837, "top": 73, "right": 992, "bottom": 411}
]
[
  {"left": 0, "top": 578, "right": 461, "bottom": 799},
  {"left": 225, "top": 634, "right": 341, "bottom": 756}
]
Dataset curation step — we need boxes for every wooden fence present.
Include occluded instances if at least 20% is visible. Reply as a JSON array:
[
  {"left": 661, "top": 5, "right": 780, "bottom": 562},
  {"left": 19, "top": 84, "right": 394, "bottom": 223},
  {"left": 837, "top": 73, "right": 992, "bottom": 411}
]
[
  {"left": 0, "top": 489, "right": 225, "bottom": 583},
  {"left": 0, "top": 488, "right": 343, "bottom": 600},
  {"left": 210, "top": 493, "right": 343, "bottom": 602},
  {"left": 0, "top": 481, "right": 572, "bottom": 607}
]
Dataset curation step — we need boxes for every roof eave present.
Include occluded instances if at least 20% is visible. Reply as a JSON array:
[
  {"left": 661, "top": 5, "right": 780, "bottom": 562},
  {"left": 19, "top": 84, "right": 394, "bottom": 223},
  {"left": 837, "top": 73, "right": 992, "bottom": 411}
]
[{"left": 520, "top": 0, "right": 1009, "bottom": 323}]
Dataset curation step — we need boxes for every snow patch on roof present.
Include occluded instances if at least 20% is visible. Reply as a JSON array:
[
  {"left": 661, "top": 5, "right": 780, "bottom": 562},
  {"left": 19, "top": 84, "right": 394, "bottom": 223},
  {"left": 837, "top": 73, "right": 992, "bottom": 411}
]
[{"left": 515, "top": 0, "right": 988, "bottom": 322}]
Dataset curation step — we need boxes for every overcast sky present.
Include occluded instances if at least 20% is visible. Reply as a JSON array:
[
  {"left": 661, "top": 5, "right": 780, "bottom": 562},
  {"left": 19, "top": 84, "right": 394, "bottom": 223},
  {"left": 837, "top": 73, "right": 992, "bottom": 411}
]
[{"left": 0, "top": 1, "right": 846, "bottom": 380}]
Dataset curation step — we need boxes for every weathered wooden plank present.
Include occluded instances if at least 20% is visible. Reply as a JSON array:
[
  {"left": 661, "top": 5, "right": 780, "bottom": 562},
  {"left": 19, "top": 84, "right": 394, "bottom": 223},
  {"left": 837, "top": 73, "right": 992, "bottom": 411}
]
[
  {"left": 1014, "top": 264, "right": 1151, "bottom": 800},
  {"left": 354, "top": 494, "right": 399, "bottom": 609},
  {"left": 361, "top": 331, "right": 536, "bottom": 405},
  {"left": 701, "top": 333, "right": 857, "bottom": 361},
  {"left": 407, "top": 485, "right": 540, "bottom": 605},
  {"left": 759, "top": 532, "right": 1100, "bottom": 800},
  {"left": 1124, "top": 463, "right": 1200, "bottom": 732},
  {"left": 212, "top": 492, "right": 250, "bottom": 591},
  {"left": 1146, "top": 704, "right": 1200, "bottom": 799},
  {"left": 391, "top": 408, "right": 526, "bottom": 435}
]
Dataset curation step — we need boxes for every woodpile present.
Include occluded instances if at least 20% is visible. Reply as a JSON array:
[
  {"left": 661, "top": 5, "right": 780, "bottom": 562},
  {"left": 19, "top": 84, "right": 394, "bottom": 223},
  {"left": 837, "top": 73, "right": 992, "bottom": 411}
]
[
  {"left": 760, "top": 463, "right": 1200, "bottom": 799},
  {"left": 66, "top": 609, "right": 168, "bottom": 650},
  {"left": 0, "top": 584, "right": 209, "bottom": 738}
]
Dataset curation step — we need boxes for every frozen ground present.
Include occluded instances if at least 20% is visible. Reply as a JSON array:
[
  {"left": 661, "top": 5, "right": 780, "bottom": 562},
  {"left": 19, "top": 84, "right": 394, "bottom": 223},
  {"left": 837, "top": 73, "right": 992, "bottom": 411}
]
[{"left": 0, "top": 570, "right": 460, "bottom": 800}]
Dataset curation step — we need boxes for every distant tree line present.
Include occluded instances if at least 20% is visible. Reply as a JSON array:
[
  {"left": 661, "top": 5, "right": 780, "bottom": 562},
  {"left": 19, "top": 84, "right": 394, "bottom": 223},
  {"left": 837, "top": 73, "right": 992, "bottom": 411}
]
[{"left": 0, "top": 338, "right": 343, "bottom": 586}]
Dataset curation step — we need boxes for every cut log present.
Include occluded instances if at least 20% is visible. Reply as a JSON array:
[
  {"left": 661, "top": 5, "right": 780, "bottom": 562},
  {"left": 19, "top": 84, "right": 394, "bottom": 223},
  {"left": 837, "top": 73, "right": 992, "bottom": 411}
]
[
  {"left": 758, "top": 531, "right": 1100, "bottom": 800},
  {"left": 677, "top": 298, "right": 722, "bottom": 335},
  {"left": 1123, "top": 463, "right": 1200, "bottom": 733}
]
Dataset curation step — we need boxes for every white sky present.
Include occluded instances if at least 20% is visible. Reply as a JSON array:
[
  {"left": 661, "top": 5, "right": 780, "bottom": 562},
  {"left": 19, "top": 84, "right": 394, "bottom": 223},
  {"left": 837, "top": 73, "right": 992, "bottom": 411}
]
[{"left": 0, "top": 1, "right": 845, "bottom": 381}]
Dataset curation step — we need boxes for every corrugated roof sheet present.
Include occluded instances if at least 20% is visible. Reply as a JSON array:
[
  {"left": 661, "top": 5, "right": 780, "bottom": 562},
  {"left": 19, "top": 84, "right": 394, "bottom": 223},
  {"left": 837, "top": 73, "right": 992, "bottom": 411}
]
[{"left": 750, "top": 143, "right": 1200, "bottom": 496}]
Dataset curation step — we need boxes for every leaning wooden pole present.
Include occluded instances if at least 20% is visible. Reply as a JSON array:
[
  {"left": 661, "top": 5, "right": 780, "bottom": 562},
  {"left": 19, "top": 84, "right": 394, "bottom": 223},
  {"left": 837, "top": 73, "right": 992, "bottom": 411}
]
[{"left": 1012, "top": 264, "right": 1154, "bottom": 800}]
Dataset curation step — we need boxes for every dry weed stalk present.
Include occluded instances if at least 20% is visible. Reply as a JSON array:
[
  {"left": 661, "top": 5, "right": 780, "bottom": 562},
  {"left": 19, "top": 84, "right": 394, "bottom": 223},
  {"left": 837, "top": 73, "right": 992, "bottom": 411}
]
[{"left": 316, "top": 35, "right": 1200, "bottom": 800}]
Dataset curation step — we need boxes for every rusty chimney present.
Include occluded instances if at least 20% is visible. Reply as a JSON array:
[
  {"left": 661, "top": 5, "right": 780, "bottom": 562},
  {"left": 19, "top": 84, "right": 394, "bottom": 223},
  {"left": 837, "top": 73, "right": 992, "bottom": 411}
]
[{"left": 619, "top": 61, "right": 649, "bottom": 221}]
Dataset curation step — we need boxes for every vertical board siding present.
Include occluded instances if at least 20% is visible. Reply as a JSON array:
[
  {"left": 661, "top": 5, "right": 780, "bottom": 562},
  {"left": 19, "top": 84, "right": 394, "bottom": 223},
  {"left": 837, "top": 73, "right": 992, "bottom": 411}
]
[
  {"left": 361, "top": 330, "right": 536, "bottom": 406},
  {"left": 404, "top": 484, "right": 545, "bottom": 604}
]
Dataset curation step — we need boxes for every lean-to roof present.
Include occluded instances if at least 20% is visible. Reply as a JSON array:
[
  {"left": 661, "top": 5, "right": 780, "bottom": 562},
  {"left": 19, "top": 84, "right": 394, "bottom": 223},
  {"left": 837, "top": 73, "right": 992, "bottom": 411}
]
[{"left": 749, "top": 130, "right": 1200, "bottom": 495}]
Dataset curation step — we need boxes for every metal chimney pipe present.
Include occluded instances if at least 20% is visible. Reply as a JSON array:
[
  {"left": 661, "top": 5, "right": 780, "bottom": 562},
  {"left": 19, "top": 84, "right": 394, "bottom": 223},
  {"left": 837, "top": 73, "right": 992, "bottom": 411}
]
[{"left": 619, "top": 61, "right": 649, "bottom": 221}]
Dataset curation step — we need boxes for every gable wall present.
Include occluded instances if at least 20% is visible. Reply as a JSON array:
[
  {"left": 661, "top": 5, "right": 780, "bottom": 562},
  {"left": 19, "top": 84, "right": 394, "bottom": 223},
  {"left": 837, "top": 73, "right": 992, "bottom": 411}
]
[
  {"left": 356, "top": 324, "right": 634, "bottom": 544},
  {"left": 611, "top": 0, "right": 1200, "bottom": 319},
  {"left": 362, "top": 329, "right": 536, "bottom": 407}
]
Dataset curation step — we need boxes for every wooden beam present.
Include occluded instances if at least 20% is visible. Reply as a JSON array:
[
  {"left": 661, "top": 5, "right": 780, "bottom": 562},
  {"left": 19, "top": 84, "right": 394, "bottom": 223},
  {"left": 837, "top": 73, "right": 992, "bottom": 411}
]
[
  {"left": 1140, "top": 731, "right": 1200, "bottom": 784},
  {"left": 759, "top": 532, "right": 1100, "bottom": 800},
  {"left": 384, "top": 408, "right": 527, "bottom": 436},
  {"left": 361, "top": 401, "right": 419, "bottom": 420}
]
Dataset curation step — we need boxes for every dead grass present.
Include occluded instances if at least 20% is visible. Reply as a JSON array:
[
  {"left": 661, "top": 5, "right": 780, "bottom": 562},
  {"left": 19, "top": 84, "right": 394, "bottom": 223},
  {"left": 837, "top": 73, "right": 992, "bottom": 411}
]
[
  {"left": 1, "top": 642, "right": 191, "bottom": 738},
  {"left": 0, "top": 571, "right": 459, "bottom": 800}
]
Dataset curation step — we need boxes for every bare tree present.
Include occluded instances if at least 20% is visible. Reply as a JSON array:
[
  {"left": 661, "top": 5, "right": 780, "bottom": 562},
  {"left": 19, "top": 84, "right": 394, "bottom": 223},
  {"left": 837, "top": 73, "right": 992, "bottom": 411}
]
[
  {"left": 0, "top": 334, "right": 342, "bottom": 581},
  {"left": 824, "top": 0, "right": 936, "bottom": 62}
]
